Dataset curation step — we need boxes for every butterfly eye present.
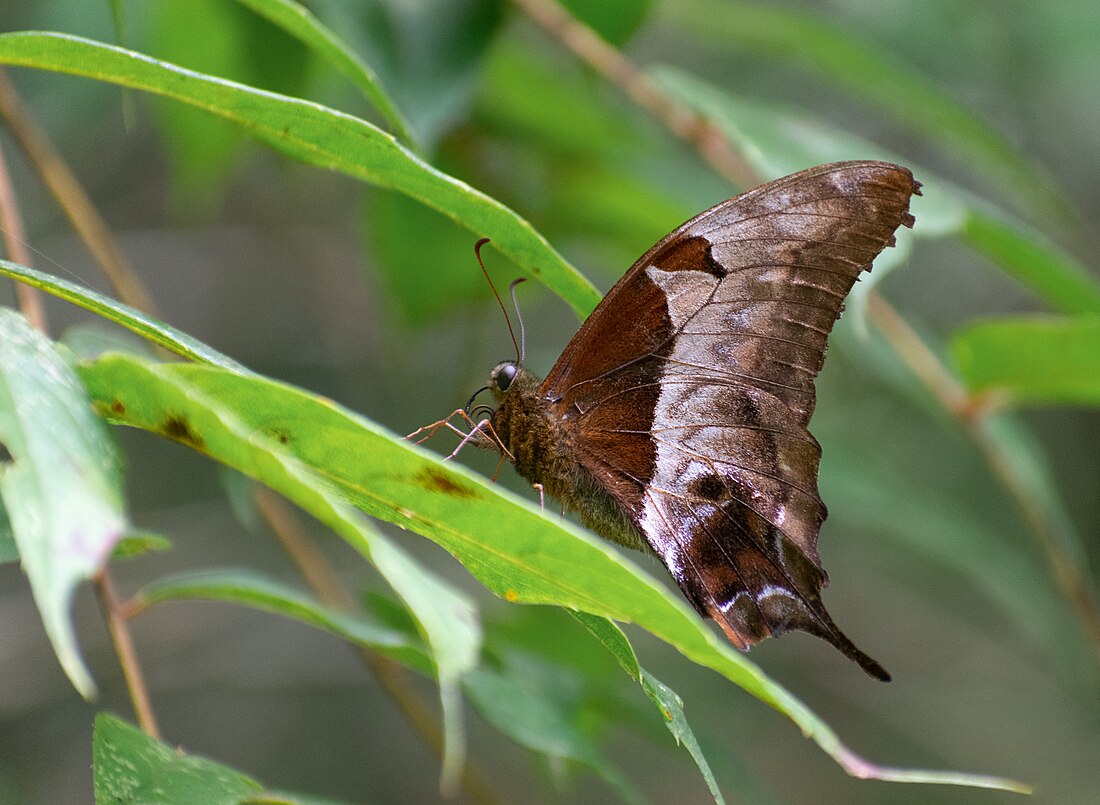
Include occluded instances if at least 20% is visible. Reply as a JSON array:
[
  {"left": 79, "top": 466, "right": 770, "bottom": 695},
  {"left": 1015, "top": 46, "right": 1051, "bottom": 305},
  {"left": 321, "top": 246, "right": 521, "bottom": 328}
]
[{"left": 495, "top": 362, "right": 517, "bottom": 392}]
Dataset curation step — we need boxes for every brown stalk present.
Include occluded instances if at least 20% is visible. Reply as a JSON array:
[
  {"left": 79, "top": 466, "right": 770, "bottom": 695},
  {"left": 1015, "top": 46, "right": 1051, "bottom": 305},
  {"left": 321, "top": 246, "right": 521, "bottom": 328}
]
[
  {"left": 0, "top": 70, "right": 160, "bottom": 317},
  {"left": 1, "top": 70, "right": 163, "bottom": 738},
  {"left": 0, "top": 135, "right": 47, "bottom": 330},
  {"left": 95, "top": 569, "right": 161, "bottom": 739},
  {"left": 509, "top": 0, "right": 759, "bottom": 189},
  {"left": 513, "top": 0, "right": 1100, "bottom": 665},
  {"left": 252, "top": 486, "right": 503, "bottom": 805}
]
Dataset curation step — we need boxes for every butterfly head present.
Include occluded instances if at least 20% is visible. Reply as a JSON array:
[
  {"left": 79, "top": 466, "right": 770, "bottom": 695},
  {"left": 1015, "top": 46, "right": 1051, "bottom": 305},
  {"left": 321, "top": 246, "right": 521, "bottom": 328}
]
[{"left": 488, "top": 360, "right": 540, "bottom": 402}]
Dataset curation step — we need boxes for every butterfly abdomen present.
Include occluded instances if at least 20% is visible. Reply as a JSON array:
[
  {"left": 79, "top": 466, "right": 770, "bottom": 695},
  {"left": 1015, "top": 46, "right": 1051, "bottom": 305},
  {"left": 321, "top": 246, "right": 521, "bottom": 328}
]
[{"left": 490, "top": 364, "right": 649, "bottom": 552}]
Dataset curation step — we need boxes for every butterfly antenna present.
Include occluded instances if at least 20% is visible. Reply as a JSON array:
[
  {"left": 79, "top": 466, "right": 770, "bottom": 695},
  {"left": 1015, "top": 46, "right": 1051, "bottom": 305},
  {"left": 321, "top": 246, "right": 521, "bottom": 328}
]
[
  {"left": 508, "top": 278, "right": 528, "bottom": 364},
  {"left": 474, "top": 238, "right": 522, "bottom": 366}
]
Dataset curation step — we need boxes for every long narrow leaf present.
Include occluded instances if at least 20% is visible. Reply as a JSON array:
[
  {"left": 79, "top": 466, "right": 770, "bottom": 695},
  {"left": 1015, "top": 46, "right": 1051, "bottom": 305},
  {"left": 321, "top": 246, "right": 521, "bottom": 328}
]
[
  {"left": 0, "top": 309, "right": 128, "bottom": 697},
  {"left": 0, "top": 259, "right": 245, "bottom": 370},
  {"left": 77, "top": 353, "right": 1028, "bottom": 793},
  {"left": 952, "top": 316, "right": 1100, "bottom": 407},
  {"left": 0, "top": 32, "right": 601, "bottom": 318},
  {"left": 232, "top": 0, "right": 418, "bottom": 148},
  {"left": 132, "top": 568, "right": 432, "bottom": 673},
  {"left": 79, "top": 356, "right": 479, "bottom": 791},
  {"left": 571, "top": 612, "right": 725, "bottom": 805}
]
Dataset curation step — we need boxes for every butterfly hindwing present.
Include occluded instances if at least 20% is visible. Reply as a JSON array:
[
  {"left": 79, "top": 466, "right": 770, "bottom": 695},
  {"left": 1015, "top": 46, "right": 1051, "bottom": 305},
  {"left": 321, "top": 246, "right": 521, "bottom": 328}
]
[{"left": 540, "top": 161, "right": 919, "bottom": 678}]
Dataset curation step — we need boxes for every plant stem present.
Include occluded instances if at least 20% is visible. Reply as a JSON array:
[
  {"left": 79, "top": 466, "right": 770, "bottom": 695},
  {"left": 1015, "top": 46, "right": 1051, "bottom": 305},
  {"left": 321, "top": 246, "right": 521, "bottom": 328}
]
[
  {"left": 868, "top": 295, "right": 1100, "bottom": 661},
  {"left": 0, "top": 70, "right": 160, "bottom": 317},
  {"left": 95, "top": 568, "right": 161, "bottom": 739},
  {"left": 0, "top": 125, "right": 47, "bottom": 331},
  {"left": 253, "top": 485, "right": 503, "bottom": 805},
  {"left": 510, "top": 0, "right": 760, "bottom": 189}
]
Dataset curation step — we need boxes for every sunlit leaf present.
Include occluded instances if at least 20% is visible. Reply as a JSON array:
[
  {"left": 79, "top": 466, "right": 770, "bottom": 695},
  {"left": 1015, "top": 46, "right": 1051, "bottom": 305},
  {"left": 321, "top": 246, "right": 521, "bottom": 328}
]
[
  {"left": 952, "top": 316, "right": 1100, "bottom": 407},
  {"left": 0, "top": 309, "right": 128, "bottom": 698},
  {"left": 78, "top": 355, "right": 480, "bottom": 791},
  {"left": 0, "top": 32, "right": 601, "bottom": 318},
  {"left": 232, "top": 0, "right": 418, "bottom": 146},
  {"left": 76, "top": 353, "right": 1028, "bottom": 793},
  {"left": 133, "top": 568, "right": 432, "bottom": 673}
]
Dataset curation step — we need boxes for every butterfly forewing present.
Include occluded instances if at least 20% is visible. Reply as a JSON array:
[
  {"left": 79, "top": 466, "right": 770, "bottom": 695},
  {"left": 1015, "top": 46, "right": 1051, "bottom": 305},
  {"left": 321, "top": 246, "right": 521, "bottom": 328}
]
[{"left": 541, "top": 161, "right": 919, "bottom": 678}]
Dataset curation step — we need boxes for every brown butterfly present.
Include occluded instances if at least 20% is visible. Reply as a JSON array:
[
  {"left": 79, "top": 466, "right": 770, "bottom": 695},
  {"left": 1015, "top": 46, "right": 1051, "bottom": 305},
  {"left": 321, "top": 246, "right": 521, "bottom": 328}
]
[{"left": 468, "top": 161, "right": 919, "bottom": 680}]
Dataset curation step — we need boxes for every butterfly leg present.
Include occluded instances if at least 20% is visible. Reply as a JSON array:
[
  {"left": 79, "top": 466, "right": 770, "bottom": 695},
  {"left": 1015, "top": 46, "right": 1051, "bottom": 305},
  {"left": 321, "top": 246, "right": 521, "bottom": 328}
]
[
  {"left": 532, "top": 482, "right": 545, "bottom": 510},
  {"left": 446, "top": 417, "right": 492, "bottom": 459},
  {"left": 406, "top": 408, "right": 468, "bottom": 444}
]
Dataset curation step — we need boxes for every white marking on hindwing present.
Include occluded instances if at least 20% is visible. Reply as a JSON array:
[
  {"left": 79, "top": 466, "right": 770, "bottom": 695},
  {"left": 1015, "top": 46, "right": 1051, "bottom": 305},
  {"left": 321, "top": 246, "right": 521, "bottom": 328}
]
[{"left": 639, "top": 266, "right": 724, "bottom": 571}]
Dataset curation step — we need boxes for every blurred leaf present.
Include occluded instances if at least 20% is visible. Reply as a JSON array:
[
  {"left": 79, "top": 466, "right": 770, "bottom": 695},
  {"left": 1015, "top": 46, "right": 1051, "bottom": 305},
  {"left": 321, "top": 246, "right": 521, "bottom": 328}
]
[
  {"left": 0, "top": 32, "right": 601, "bottom": 318},
  {"left": 951, "top": 316, "right": 1100, "bottom": 406},
  {"left": 352, "top": 0, "right": 504, "bottom": 149},
  {"left": 133, "top": 568, "right": 432, "bottom": 673},
  {"left": 822, "top": 328, "right": 1091, "bottom": 673},
  {"left": 60, "top": 322, "right": 156, "bottom": 362},
  {"left": 92, "top": 713, "right": 352, "bottom": 805},
  {"left": 76, "top": 353, "right": 1027, "bottom": 792},
  {"left": 0, "top": 502, "right": 16, "bottom": 564},
  {"left": 572, "top": 613, "right": 724, "bottom": 805},
  {"left": 0, "top": 308, "right": 128, "bottom": 699},
  {"left": 962, "top": 211, "right": 1100, "bottom": 315},
  {"left": 366, "top": 188, "right": 498, "bottom": 325},
  {"left": 477, "top": 38, "right": 641, "bottom": 160},
  {"left": 464, "top": 666, "right": 644, "bottom": 803},
  {"left": 149, "top": 0, "right": 310, "bottom": 203},
  {"left": 111, "top": 530, "right": 172, "bottom": 559},
  {"left": 560, "top": 0, "right": 654, "bottom": 45},
  {"left": 650, "top": 67, "right": 1100, "bottom": 318},
  {"left": 78, "top": 355, "right": 479, "bottom": 791},
  {"left": 663, "top": 0, "right": 1071, "bottom": 223},
  {"left": 0, "top": 259, "right": 246, "bottom": 370},
  {"left": 94, "top": 713, "right": 262, "bottom": 805},
  {"left": 220, "top": 468, "right": 265, "bottom": 535},
  {"left": 233, "top": 0, "right": 417, "bottom": 147}
]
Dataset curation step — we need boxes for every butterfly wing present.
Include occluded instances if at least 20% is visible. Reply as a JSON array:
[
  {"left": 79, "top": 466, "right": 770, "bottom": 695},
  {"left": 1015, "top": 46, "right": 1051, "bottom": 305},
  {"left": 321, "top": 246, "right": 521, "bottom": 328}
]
[{"left": 542, "top": 161, "right": 919, "bottom": 678}]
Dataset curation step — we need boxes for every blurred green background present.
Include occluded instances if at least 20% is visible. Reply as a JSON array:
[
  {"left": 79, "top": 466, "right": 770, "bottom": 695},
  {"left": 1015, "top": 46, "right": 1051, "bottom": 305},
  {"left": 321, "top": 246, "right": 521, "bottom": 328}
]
[{"left": 1, "top": 0, "right": 1098, "bottom": 803}]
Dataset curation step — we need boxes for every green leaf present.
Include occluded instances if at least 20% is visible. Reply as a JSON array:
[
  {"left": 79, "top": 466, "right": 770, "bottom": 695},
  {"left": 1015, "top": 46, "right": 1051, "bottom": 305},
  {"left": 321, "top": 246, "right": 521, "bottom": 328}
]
[
  {"left": 464, "top": 666, "right": 644, "bottom": 803},
  {"left": 77, "top": 355, "right": 479, "bottom": 792},
  {"left": 951, "top": 316, "right": 1100, "bottom": 406},
  {"left": 961, "top": 212, "right": 1100, "bottom": 316},
  {"left": 0, "top": 502, "right": 17, "bottom": 564},
  {"left": 133, "top": 569, "right": 432, "bottom": 674},
  {"left": 350, "top": 0, "right": 504, "bottom": 149},
  {"left": 366, "top": 188, "right": 503, "bottom": 325},
  {"left": 560, "top": 0, "right": 654, "bottom": 46},
  {"left": 571, "top": 613, "right": 724, "bottom": 805},
  {"left": 111, "top": 530, "right": 172, "bottom": 559},
  {"left": 0, "top": 309, "right": 129, "bottom": 698},
  {"left": 0, "top": 32, "right": 601, "bottom": 319},
  {"left": 232, "top": 0, "right": 418, "bottom": 147},
  {"left": 92, "top": 713, "right": 351, "bottom": 804},
  {"left": 94, "top": 713, "right": 262, "bottom": 805},
  {"left": 0, "top": 259, "right": 246, "bottom": 370},
  {"left": 76, "top": 353, "right": 1028, "bottom": 793},
  {"left": 148, "top": 0, "right": 311, "bottom": 203}
]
